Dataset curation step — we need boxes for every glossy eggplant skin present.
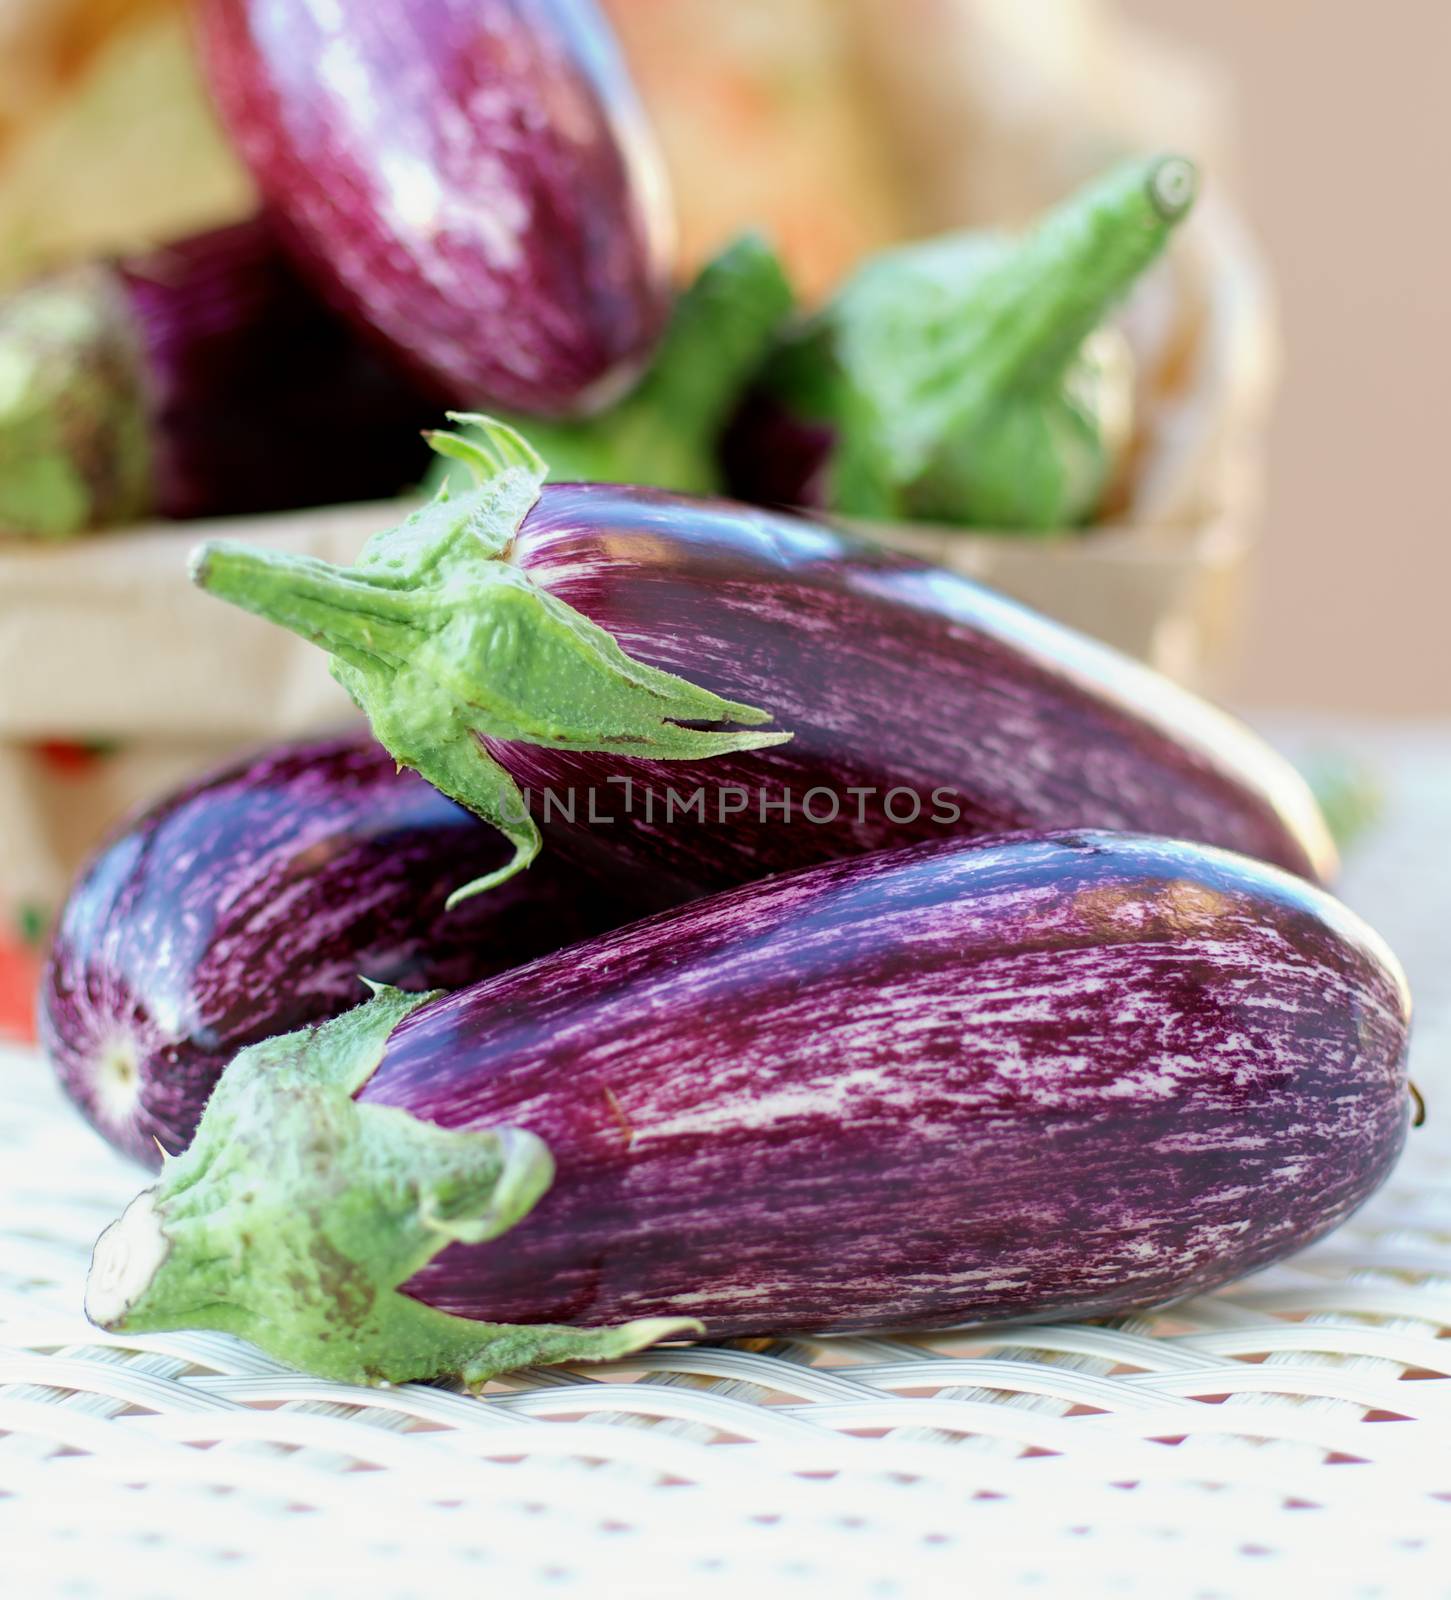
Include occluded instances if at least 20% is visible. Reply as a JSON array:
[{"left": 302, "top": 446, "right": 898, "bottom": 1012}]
[
  {"left": 361, "top": 831, "right": 1410, "bottom": 1336},
  {"left": 39, "top": 736, "right": 657, "bottom": 1168},
  {"left": 492, "top": 486, "right": 1334, "bottom": 895},
  {"left": 197, "top": 0, "right": 672, "bottom": 414}
]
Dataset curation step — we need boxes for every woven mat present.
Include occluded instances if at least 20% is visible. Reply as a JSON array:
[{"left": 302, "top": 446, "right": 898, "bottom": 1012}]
[{"left": 3, "top": 721, "right": 1448, "bottom": 1599}]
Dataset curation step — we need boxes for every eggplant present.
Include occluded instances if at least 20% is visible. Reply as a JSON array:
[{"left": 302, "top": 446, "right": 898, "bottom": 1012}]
[
  {"left": 436, "top": 233, "right": 795, "bottom": 498},
  {"left": 85, "top": 831, "right": 1412, "bottom": 1387},
  {"left": 0, "top": 219, "right": 437, "bottom": 539},
  {"left": 190, "top": 417, "right": 1336, "bottom": 905},
  {"left": 40, "top": 735, "right": 660, "bottom": 1168},
  {"left": 722, "top": 154, "right": 1195, "bottom": 529},
  {"left": 196, "top": 0, "right": 674, "bottom": 415}
]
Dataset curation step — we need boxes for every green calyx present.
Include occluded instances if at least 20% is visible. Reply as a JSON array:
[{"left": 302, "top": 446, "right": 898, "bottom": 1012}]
[
  {"left": 0, "top": 265, "right": 153, "bottom": 539},
  {"left": 84, "top": 986, "right": 701, "bottom": 1388},
  {"left": 434, "top": 233, "right": 794, "bottom": 497},
  {"left": 189, "top": 415, "right": 791, "bottom": 902},
  {"left": 765, "top": 153, "right": 1199, "bottom": 529}
]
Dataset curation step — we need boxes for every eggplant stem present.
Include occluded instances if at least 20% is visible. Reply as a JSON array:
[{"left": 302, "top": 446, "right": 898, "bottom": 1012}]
[
  {"left": 84, "top": 989, "right": 701, "bottom": 1385},
  {"left": 189, "top": 418, "right": 791, "bottom": 902}
]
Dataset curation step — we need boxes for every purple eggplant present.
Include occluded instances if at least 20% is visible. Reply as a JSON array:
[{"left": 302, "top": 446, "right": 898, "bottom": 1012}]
[
  {"left": 196, "top": 0, "right": 674, "bottom": 415},
  {"left": 41, "top": 735, "right": 660, "bottom": 1168},
  {"left": 85, "top": 831, "right": 1412, "bottom": 1386},
  {"left": 190, "top": 418, "right": 1336, "bottom": 907},
  {"left": 0, "top": 218, "right": 437, "bottom": 540}
]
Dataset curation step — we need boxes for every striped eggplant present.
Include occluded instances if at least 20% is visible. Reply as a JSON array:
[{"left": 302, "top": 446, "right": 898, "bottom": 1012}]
[
  {"left": 41, "top": 736, "right": 659, "bottom": 1168},
  {"left": 189, "top": 417, "right": 1335, "bottom": 906},
  {"left": 85, "top": 831, "right": 1412, "bottom": 1387},
  {"left": 0, "top": 218, "right": 435, "bottom": 540},
  {"left": 196, "top": 0, "right": 673, "bottom": 415}
]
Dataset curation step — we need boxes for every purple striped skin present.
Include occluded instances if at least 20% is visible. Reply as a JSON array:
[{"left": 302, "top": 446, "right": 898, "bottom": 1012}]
[
  {"left": 197, "top": 0, "right": 673, "bottom": 415},
  {"left": 39, "top": 737, "right": 659, "bottom": 1169},
  {"left": 361, "top": 831, "right": 1411, "bottom": 1336},
  {"left": 486, "top": 485, "right": 1334, "bottom": 896}
]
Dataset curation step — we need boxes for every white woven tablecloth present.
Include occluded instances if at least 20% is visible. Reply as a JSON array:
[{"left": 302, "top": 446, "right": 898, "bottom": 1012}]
[{"left": 3, "top": 720, "right": 1448, "bottom": 1600}]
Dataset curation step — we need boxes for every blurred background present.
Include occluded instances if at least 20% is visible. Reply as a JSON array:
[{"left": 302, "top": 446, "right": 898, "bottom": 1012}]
[
  {"left": 3, "top": 0, "right": 1443, "bottom": 712},
  {"left": 1122, "top": 0, "right": 1450, "bottom": 715}
]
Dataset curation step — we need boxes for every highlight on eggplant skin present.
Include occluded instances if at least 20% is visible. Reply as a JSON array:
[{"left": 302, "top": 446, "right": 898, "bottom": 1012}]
[
  {"left": 375, "top": 830, "right": 1410, "bottom": 1339},
  {"left": 39, "top": 736, "right": 661, "bottom": 1168},
  {"left": 196, "top": 0, "right": 674, "bottom": 415}
]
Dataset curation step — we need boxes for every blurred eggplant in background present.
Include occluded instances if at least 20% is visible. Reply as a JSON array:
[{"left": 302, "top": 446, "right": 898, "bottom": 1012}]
[
  {"left": 0, "top": 217, "right": 436, "bottom": 539},
  {"left": 723, "top": 154, "right": 1197, "bottom": 530},
  {"left": 434, "top": 233, "right": 794, "bottom": 498},
  {"left": 196, "top": 0, "right": 675, "bottom": 416}
]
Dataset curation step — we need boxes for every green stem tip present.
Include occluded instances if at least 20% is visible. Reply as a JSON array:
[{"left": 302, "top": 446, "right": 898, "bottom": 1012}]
[
  {"left": 779, "top": 151, "right": 1200, "bottom": 527},
  {"left": 1147, "top": 155, "right": 1198, "bottom": 221},
  {"left": 188, "top": 415, "right": 791, "bottom": 901}
]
